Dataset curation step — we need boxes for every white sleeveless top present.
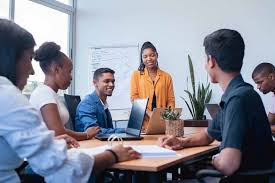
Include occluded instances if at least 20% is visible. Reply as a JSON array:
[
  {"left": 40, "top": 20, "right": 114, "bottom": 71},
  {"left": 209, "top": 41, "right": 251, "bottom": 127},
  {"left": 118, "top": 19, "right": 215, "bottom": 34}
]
[{"left": 30, "top": 84, "right": 69, "bottom": 126}]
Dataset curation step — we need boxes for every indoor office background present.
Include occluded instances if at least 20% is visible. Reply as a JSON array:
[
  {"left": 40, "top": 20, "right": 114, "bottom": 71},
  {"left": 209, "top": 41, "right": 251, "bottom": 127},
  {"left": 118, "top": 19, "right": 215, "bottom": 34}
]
[
  {"left": 1, "top": 0, "right": 275, "bottom": 120},
  {"left": 75, "top": 0, "right": 275, "bottom": 119}
]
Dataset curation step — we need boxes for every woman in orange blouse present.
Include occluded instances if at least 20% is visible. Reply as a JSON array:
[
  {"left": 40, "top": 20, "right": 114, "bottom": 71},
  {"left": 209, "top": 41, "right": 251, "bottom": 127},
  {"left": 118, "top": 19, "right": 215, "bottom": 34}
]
[{"left": 130, "top": 41, "right": 175, "bottom": 129}]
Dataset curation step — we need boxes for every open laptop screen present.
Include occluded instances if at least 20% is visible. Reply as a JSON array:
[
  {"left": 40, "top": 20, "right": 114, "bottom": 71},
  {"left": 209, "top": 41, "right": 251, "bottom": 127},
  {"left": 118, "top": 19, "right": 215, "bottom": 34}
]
[{"left": 126, "top": 98, "right": 148, "bottom": 134}]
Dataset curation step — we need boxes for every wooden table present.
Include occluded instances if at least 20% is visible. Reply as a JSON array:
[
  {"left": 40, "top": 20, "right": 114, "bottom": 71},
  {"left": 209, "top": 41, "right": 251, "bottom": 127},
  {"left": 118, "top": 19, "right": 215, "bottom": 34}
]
[{"left": 79, "top": 127, "right": 219, "bottom": 182}]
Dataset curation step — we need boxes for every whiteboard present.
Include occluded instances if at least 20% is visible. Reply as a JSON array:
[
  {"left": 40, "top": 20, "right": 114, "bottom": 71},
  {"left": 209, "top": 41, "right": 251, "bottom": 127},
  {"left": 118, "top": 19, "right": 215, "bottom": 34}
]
[{"left": 88, "top": 45, "right": 139, "bottom": 110}]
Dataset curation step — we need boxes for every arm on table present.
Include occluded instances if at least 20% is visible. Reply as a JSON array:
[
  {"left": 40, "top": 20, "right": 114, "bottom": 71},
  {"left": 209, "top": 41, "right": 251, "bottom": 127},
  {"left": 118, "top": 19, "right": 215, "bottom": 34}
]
[{"left": 159, "top": 129, "right": 214, "bottom": 150}]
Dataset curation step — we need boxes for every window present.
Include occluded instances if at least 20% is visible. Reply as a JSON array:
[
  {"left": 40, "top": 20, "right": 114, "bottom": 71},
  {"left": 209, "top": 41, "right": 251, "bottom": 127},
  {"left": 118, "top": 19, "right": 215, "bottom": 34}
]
[
  {"left": 15, "top": 0, "right": 71, "bottom": 94},
  {"left": 0, "top": 0, "right": 75, "bottom": 95},
  {"left": 0, "top": 0, "right": 9, "bottom": 19},
  {"left": 0, "top": 0, "right": 74, "bottom": 94}
]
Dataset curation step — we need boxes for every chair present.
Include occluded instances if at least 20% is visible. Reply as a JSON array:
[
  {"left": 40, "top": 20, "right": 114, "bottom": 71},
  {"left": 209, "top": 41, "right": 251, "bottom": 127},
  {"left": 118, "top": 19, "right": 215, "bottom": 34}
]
[
  {"left": 196, "top": 143, "right": 275, "bottom": 183},
  {"left": 163, "top": 168, "right": 275, "bottom": 183},
  {"left": 63, "top": 94, "right": 81, "bottom": 130},
  {"left": 196, "top": 168, "right": 275, "bottom": 183}
]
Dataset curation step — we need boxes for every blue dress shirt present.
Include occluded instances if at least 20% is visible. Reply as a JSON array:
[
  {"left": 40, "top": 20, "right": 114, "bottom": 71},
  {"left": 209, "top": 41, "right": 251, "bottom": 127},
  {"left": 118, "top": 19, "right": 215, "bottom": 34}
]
[{"left": 75, "top": 91, "right": 125, "bottom": 134}]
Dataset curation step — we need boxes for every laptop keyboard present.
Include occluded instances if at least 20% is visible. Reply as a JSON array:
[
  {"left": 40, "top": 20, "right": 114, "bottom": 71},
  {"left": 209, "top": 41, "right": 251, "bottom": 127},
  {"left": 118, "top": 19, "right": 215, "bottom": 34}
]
[{"left": 113, "top": 133, "right": 134, "bottom": 137}]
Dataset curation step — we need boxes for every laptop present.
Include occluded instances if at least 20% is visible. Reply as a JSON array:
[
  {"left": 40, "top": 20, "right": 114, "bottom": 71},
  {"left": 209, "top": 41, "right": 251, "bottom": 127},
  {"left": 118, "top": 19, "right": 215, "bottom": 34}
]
[
  {"left": 145, "top": 108, "right": 182, "bottom": 135},
  {"left": 205, "top": 104, "right": 219, "bottom": 119},
  {"left": 95, "top": 98, "right": 148, "bottom": 141}
]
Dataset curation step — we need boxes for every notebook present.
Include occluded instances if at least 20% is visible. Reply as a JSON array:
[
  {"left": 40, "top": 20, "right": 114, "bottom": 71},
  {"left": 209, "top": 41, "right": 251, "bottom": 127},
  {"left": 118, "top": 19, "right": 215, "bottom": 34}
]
[
  {"left": 145, "top": 108, "right": 182, "bottom": 135},
  {"left": 95, "top": 98, "right": 148, "bottom": 141},
  {"left": 79, "top": 145, "right": 177, "bottom": 158}
]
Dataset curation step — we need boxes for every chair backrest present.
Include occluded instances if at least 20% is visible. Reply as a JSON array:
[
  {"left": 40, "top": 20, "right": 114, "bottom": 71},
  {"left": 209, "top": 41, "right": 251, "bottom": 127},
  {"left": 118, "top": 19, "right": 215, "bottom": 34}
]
[
  {"left": 64, "top": 94, "right": 81, "bottom": 130},
  {"left": 196, "top": 167, "right": 275, "bottom": 183}
]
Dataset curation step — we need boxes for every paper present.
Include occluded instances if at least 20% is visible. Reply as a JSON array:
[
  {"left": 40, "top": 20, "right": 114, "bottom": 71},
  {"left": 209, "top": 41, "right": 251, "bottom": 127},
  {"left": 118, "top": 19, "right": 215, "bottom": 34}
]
[{"left": 78, "top": 145, "right": 177, "bottom": 158}]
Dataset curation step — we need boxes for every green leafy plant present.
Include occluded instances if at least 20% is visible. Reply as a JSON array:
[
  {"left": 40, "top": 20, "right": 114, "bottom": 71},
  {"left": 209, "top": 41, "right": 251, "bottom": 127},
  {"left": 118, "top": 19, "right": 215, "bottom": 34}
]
[
  {"left": 161, "top": 106, "right": 181, "bottom": 120},
  {"left": 181, "top": 55, "right": 212, "bottom": 120}
]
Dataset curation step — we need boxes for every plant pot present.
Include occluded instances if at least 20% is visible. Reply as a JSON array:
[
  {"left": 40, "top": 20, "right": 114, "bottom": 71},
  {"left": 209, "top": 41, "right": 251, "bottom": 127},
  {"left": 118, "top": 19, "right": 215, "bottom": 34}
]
[
  {"left": 165, "top": 119, "right": 184, "bottom": 136},
  {"left": 184, "top": 119, "right": 208, "bottom": 127}
]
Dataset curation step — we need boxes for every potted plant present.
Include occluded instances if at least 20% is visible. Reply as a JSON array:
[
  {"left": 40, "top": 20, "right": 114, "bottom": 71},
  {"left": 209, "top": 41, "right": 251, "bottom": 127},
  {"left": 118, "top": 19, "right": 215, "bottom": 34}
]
[
  {"left": 181, "top": 55, "right": 212, "bottom": 127},
  {"left": 161, "top": 106, "right": 184, "bottom": 136}
]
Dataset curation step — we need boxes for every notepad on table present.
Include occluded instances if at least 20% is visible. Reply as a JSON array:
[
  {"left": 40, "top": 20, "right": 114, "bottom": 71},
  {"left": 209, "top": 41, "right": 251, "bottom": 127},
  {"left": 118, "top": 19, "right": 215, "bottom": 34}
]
[{"left": 79, "top": 145, "right": 177, "bottom": 158}]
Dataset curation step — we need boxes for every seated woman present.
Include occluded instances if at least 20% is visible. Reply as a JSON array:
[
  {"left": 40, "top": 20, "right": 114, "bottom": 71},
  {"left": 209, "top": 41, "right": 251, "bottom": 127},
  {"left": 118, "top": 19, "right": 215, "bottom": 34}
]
[
  {"left": 130, "top": 41, "right": 175, "bottom": 130},
  {"left": 30, "top": 42, "right": 100, "bottom": 140},
  {"left": 0, "top": 18, "right": 139, "bottom": 182}
]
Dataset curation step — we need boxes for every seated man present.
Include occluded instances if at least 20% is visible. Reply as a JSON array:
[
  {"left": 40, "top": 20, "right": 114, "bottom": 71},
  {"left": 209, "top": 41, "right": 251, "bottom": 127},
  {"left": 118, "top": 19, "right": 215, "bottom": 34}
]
[
  {"left": 159, "top": 29, "right": 273, "bottom": 183},
  {"left": 252, "top": 63, "right": 275, "bottom": 132},
  {"left": 75, "top": 68, "right": 125, "bottom": 134}
]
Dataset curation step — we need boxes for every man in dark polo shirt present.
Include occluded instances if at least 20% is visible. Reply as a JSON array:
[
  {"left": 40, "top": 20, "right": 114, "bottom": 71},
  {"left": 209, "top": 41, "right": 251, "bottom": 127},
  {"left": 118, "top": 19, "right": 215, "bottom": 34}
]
[{"left": 159, "top": 29, "right": 273, "bottom": 183}]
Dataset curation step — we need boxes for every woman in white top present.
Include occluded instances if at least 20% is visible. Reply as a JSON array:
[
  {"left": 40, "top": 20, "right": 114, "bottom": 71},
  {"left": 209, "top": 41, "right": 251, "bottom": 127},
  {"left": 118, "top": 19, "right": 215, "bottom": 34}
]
[
  {"left": 0, "top": 18, "right": 140, "bottom": 183},
  {"left": 30, "top": 42, "right": 100, "bottom": 140}
]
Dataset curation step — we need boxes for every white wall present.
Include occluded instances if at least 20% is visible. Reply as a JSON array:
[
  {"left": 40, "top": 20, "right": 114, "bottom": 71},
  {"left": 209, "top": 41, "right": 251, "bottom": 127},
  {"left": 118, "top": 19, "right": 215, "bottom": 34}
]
[{"left": 75, "top": 0, "right": 275, "bottom": 118}]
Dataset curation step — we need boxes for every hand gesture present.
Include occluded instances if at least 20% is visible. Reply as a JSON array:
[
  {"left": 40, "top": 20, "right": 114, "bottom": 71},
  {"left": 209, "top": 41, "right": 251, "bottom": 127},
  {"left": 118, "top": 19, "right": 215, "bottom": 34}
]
[
  {"left": 157, "top": 135, "right": 183, "bottom": 150},
  {"left": 55, "top": 134, "right": 79, "bottom": 148},
  {"left": 85, "top": 127, "right": 101, "bottom": 139},
  {"left": 111, "top": 144, "right": 141, "bottom": 162}
]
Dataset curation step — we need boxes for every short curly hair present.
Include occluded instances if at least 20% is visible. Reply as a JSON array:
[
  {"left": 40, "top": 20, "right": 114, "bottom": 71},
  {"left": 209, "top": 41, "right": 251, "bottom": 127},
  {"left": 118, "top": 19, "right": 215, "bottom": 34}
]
[
  {"left": 252, "top": 62, "right": 275, "bottom": 78},
  {"left": 34, "top": 42, "right": 66, "bottom": 73}
]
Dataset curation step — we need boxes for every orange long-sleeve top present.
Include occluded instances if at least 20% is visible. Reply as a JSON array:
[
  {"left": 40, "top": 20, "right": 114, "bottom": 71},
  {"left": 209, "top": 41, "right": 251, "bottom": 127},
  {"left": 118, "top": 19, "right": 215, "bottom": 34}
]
[{"left": 130, "top": 68, "right": 175, "bottom": 111}]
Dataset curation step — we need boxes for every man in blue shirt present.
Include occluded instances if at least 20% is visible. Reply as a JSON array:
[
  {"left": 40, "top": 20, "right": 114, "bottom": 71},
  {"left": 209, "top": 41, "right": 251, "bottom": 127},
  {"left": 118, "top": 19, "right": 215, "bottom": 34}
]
[
  {"left": 159, "top": 29, "right": 273, "bottom": 183},
  {"left": 75, "top": 68, "right": 125, "bottom": 134}
]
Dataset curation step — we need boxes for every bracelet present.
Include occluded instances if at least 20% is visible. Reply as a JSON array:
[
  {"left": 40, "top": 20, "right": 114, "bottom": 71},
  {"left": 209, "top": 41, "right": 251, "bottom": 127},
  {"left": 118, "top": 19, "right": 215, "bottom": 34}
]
[{"left": 105, "top": 149, "right": 119, "bottom": 163}]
